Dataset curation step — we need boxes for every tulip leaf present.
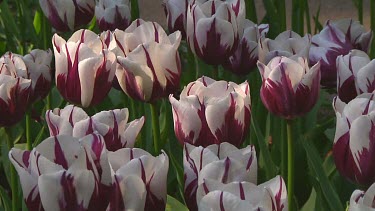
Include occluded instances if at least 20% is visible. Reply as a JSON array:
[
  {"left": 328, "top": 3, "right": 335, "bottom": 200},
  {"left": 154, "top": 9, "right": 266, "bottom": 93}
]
[
  {"left": 33, "top": 10, "right": 42, "bottom": 35},
  {"left": 0, "top": 185, "right": 11, "bottom": 211},
  {"left": 165, "top": 195, "right": 188, "bottom": 211},
  {"left": 302, "top": 137, "right": 344, "bottom": 211}
]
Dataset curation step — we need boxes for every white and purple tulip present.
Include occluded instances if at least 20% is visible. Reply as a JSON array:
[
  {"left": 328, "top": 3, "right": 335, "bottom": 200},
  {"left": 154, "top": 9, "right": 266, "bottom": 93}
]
[
  {"left": 336, "top": 50, "right": 373, "bottom": 103},
  {"left": 52, "top": 29, "right": 117, "bottom": 107},
  {"left": 333, "top": 93, "right": 375, "bottom": 186},
  {"left": 183, "top": 142, "right": 257, "bottom": 211},
  {"left": 95, "top": 0, "right": 131, "bottom": 31},
  {"left": 46, "top": 105, "right": 144, "bottom": 151},
  {"left": 170, "top": 76, "right": 251, "bottom": 147},
  {"left": 107, "top": 148, "right": 169, "bottom": 211},
  {"left": 258, "top": 30, "right": 311, "bottom": 65},
  {"left": 197, "top": 176, "right": 288, "bottom": 211},
  {"left": 0, "top": 56, "right": 32, "bottom": 127},
  {"left": 257, "top": 56, "right": 321, "bottom": 119},
  {"left": 349, "top": 182, "right": 375, "bottom": 211},
  {"left": 115, "top": 19, "right": 182, "bottom": 102},
  {"left": 163, "top": 0, "right": 189, "bottom": 38},
  {"left": 39, "top": 0, "right": 95, "bottom": 32},
  {"left": 223, "top": 20, "right": 269, "bottom": 75},
  {"left": 310, "top": 18, "right": 373, "bottom": 88}
]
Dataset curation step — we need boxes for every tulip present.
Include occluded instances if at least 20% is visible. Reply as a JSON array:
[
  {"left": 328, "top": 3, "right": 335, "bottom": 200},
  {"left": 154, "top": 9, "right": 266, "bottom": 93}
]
[
  {"left": 186, "top": 0, "right": 239, "bottom": 65},
  {"left": 258, "top": 30, "right": 311, "bottom": 65},
  {"left": 349, "top": 183, "right": 375, "bottom": 211},
  {"left": 333, "top": 93, "right": 375, "bottom": 185},
  {"left": 310, "top": 18, "right": 372, "bottom": 88},
  {"left": 223, "top": 20, "right": 269, "bottom": 75},
  {"left": 95, "top": 0, "right": 131, "bottom": 31},
  {"left": 39, "top": 0, "right": 95, "bottom": 32},
  {"left": 46, "top": 105, "right": 144, "bottom": 151},
  {"left": 107, "top": 148, "right": 169, "bottom": 211},
  {"left": 197, "top": 176, "right": 287, "bottom": 211},
  {"left": 0, "top": 57, "right": 32, "bottom": 127},
  {"left": 163, "top": 0, "right": 188, "bottom": 38},
  {"left": 183, "top": 143, "right": 257, "bottom": 211},
  {"left": 170, "top": 76, "right": 251, "bottom": 146},
  {"left": 52, "top": 29, "right": 117, "bottom": 107},
  {"left": 257, "top": 56, "right": 321, "bottom": 119},
  {"left": 115, "top": 19, "right": 182, "bottom": 102},
  {"left": 9, "top": 134, "right": 112, "bottom": 211},
  {"left": 336, "top": 50, "right": 373, "bottom": 103}
]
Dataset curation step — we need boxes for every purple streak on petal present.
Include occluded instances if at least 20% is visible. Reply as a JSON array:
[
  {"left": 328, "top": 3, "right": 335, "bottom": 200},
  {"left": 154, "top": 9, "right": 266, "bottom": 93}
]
[
  {"left": 219, "top": 191, "right": 225, "bottom": 211},
  {"left": 22, "top": 151, "right": 31, "bottom": 168},
  {"left": 142, "top": 45, "right": 164, "bottom": 102},
  {"left": 54, "top": 136, "right": 69, "bottom": 169},
  {"left": 90, "top": 51, "right": 113, "bottom": 106},
  {"left": 73, "top": 0, "right": 94, "bottom": 30},
  {"left": 221, "top": 157, "right": 231, "bottom": 183},
  {"left": 231, "top": 0, "right": 241, "bottom": 16},
  {"left": 44, "top": 0, "right": 70, "bottom": 31},
  {"left": 239, "top": 182, "right": 245, "bottom": 200},
  {"left": 338, "top": 75, "right": 357, "bottom": 103},
  {"left": 59, "top": 171, "right": 87, "bottom": 210},
  {"left": 108, "top": 176, "right": 125, "bottom": 211},
  {"left": 25, "top": 186, "right": 44, "bottom": 211},
  {"left": 153, "top": 22, "right": 159, "bottom": 43},
  {"left": 363, "top": 94, "right": 374, "bottom": 115},
  {"left": 121, "top": 67, "right": 145, "bottom": 101}
]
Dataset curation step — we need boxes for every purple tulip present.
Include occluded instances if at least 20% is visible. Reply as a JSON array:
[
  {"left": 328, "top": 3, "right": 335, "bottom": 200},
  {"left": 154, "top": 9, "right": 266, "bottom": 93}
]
[
  {"left": 333, "top": 93, "right": 375, "bottom": 186},
  {"left": 257, "top": 56, "right": 321, "bottom": 119},
  {"left": 258, "top": 30, "right": 311, "bottom": 65},
  {"left": 197, "top": 176, "right": 288, "bottom": 211},
  {"left": 310, "top": 19, "right": 372, "bottom": 88},
  {"left": 0, "top": 56, "right": 32, "bottom": 127},
  {"left": 95, "top": 0, "right": 131, "bottom": 31},
  {"left": 107, "top": 148, "right": 169, "bottom": 211},
  {"left": 170, "top": 76, "right": 251, "bottom": 147},
  {"left": 183, "top": 143, "right": 257, "bottom": 211},
  {"left": 223, "top": 20, "right": 269, "bottom": 75},
  {"left": 115, "top": 19, "right": 182, "bottom": 102},
  {"left": 336, "top": 50, "right": 372, "bottom": 103},
  {"left": 349, "top": 182, "right": 375, "bottom": 210},
  {"left": 39, "top": 0, "right": 95, "bottom": 32},
  {"left": 52, "top": 29, "right": 117, "bottom": 107}
]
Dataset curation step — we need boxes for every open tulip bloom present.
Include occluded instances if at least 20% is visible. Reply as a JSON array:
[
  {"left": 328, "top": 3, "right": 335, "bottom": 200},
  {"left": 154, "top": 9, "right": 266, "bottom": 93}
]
[
  {"left": 95, "top": 0, "right": 131, "bottom": 31},
  {"left": 170, "top": 76, "right": 251, "bottom": 147},
  {"left": 53, "top": 29, "right": 117, "bottom": 107},
  {"left": 349, "top": 182, "right": 375, "bottom": 211},
  {"left": 333, "top": 93, "right": 375, "bottom": 186}
]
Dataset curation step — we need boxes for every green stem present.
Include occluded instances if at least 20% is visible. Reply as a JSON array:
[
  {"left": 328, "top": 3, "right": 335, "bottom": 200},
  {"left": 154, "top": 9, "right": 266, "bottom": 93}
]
[
  {"left": 287, "top": 120, "right": 294, "bottom": 211},
  {"left": 26, "top": 111, "right": 32, "bottom": 150},
  {"left": 150, "top": 103, "right": 161, "bottom": 154},
  {"left": 245, "top": 0, "right": 257, "bottom": 23},
  {"left": 275, "top": 0, "right": 286, "bottom": 31},
  {"left": 130, "top": 0, "right": 140, "bottom": 20},
  {"left": 304, "top": 0, "right": 311, "bottom": 34},
  {"left": 281, "top": 119, "right": 287, "bottom": 181},
  {"left": 358, "top": 0, "right": 363, "bottom": 24},
  {"left": 212, "top": 65, "right": 218, "bottom": 80},
  {"left": 5, "top": 128, "right": 18, "bottom": 211},
  {"left": 194, "top": 54, "right": 200, "bottom": 79}
]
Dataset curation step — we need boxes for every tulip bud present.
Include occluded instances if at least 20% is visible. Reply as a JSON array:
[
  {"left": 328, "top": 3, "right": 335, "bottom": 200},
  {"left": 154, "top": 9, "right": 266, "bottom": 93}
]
[
  {"left": 223, "top": 20, "right": 269, "bottom": 75},
  {"left": 183, "top": 143, "right": 257, "bottom": 211},
  {"left": 197, "top": 176, "right": 287, "bottom": 211},
  {"left": 257, "top": 56, "right": 321, "bottom": 119},
  {"left": 186, "top": 0, "right": 240, "bottom": 65},
  {"left": 107, "top": 148, "right": 169, "bottom": 211},
  {"left": 115, "top": 19, "right": 182, "bottom": 102},
  {"left": 95, "top": 0, "right": 131, "bottom": 31},
  {"left": 333, "top": 93, "right": 375, "bottom": 185},
  {"left": 258, "top": 30, "right": 311, "bottom": 65},
  {"left": 170, "top": 76, "right": 251, "bottom": 146},
  {"left": 52, "top": 29, "right": 117, "bottom": 107},
  {"left": 349, "top": 183, "right": 375, "bottom": 210},
  {"left": 39, "top": 0, "right": 95, "bottom": 32},
  {"left": 310, "top": 19, "right": 372, "bottom": 88},
  {"left": 337, "top": 50, "right": 372, "bottom": 103},
  {"left": 0, "top": 56, "right": 32, "bottom": 127}
]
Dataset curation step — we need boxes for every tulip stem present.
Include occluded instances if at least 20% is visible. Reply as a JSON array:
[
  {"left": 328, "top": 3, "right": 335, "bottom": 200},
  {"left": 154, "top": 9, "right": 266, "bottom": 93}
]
[
  {"left": 150, "top": 103, "right": 161, "bottom": 154},
  {"left": 286, "top": 120, "right": 294, "bottom": 211},
  {"left": 4, "top": 128, "right": 18, "bottom": 211},
  {"left": 26, "top": 112, "right": 32, "bottom": 150}
]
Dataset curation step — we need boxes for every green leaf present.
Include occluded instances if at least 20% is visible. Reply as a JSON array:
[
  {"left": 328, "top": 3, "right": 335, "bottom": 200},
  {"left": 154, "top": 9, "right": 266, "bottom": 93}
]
[
  {"left": 165, "top": 195, "right": 188, "bottom": 211},
  {"left": 0, "top": 185, "right": 11, "bottom": 211},
  {"left": 33, "top": 10, "right": 42, "bottom": 35},
  {"left": 301, "top": 137, "right": 344, "bottom": 211}
]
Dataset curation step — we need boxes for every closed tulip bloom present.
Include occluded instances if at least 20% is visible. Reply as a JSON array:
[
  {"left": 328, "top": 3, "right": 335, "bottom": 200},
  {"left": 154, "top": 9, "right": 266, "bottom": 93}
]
[
  {"left": 183, "top": 143, "right": 257, "bottom": 211},
  {"left": 116, "top": 19, "right": 182, "bottom": 102},
  {"left": 349, "top": 183, "right": 375, "bottom": 211},
  {"left": 197, "top": 176, "right": 287, "bottom": 211},
  {"left": 186, "top": 0, "right": 239, "bottom": 65},
  {"left": 223, "top": 20, "right": 269, "bottom": 75},
  {"left": 170, "top": 76, "right": 251, "bottom": 146},
  {"left": 258, "top": 30, "right": 311, "bottom": 65},
  {"left": 333, "top": 93, "right": 375, "bottom": 186},
  {"left": 163, "top": 0, "right": 188, "bottom": 38},
  {"left": 53, "top": 29, "right": 117, "bottom": 107},
  {"left": 310, "top": 19, "right": 372, "bottom": 88},
  {"left": 257, "top": 57, "right": 321, "bottom": 119},
  {"left": 95, "top": 0, "right": 131, "bottom": 31},
  {"left": 0, "top": 56, "right": 32, "bottom": 127},
  {"left": 336, "top": 50, "right": 372, "bottom": 103},
  {"left": 39, "top": 0, "right": 95, "bottom": 32},
  {"left": 107, "top": 148, "right": 169, "bottom": 211}
]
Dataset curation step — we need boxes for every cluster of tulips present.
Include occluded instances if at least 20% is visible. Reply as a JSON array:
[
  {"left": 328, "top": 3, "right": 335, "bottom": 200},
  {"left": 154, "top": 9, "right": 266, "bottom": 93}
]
[{"left": 1, "top": 0, "right": 375, "bottom": 210}]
